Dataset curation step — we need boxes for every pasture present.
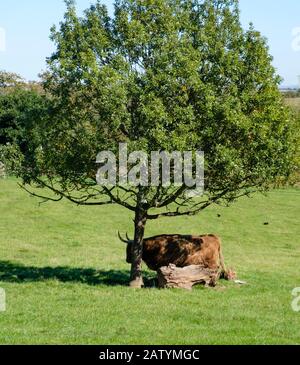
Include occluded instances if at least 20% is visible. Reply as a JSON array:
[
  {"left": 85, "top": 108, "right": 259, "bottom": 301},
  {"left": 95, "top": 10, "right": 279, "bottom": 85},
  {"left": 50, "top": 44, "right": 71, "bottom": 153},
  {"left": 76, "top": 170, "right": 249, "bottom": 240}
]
[
  {"left": 0, "top": 178, "right": 299, "bottom": 344},
  {"left": 285, "top": 97, "right": 300, "bottom": 112}
]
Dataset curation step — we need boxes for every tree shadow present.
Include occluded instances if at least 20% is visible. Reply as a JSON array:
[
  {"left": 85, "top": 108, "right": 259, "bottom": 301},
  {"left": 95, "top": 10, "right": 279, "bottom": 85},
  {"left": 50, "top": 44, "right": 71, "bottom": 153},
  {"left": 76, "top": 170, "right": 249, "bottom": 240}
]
[
  {"left": 0, "top": 260, "right": 157, "bottom": 287},
  {"left": 0, "top": 260, "right": 131, "bottom": 286}
]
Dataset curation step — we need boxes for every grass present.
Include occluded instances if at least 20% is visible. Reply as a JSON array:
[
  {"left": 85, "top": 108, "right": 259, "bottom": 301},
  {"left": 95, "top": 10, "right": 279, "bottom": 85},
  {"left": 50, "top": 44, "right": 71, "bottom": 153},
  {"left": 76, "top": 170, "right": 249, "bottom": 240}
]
[
  {"left": 0, "top": 177, "right": 300, "bottom": 344},
  {"left": 285, "top": 97, "right": 300, "bottom": 112}
]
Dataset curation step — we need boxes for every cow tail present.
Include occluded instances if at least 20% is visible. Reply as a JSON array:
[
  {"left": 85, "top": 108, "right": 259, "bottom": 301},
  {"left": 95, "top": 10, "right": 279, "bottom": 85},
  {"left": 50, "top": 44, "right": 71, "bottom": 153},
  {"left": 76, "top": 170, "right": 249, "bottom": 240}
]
[{"left": 219, "top": 245, "right": 228, "bottom": 280}]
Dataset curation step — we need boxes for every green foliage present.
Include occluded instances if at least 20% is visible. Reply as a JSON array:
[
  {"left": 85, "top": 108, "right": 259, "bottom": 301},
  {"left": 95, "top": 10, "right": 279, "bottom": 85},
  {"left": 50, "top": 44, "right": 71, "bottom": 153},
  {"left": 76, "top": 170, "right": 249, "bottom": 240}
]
[
  {"left": 0, "top": 72, "right": 48, "bottom": 178},
  {"left": 9, "top": 0, "right": 298, "bottom": 213},
  {"left": 0, "top": 89, "right": 45, "bottom": 147},
  {"left": 283, "top": 98, "right": 300, "bottom": 184},
  {"left": 0, "top": 71, "right": 25, "bottom": 89}
]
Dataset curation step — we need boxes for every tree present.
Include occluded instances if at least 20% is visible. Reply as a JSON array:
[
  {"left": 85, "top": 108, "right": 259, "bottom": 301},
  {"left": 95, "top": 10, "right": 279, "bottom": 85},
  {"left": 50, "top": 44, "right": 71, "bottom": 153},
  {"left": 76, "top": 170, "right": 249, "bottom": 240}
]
[
  {"left": 10, "top": 0, "right": 297, "bottom": 287},
  {"left": 0, "top": 71, "right": 25, "bottom": 90},
  {"left": 0, "top": 71, "right": 47, "bottom": 149}
]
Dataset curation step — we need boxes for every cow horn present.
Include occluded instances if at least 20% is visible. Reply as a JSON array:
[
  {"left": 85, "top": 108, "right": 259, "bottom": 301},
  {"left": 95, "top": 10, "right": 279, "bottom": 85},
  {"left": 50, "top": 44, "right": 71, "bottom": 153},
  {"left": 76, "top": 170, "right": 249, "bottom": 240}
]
[
  {"left": 118, "top": 231, "right": 128, "bottom": 243},
  {"left": 126, "top": 232, "right": 132, "bottom": 241},
  {"left": 118, "top": 231, "right": 133, "bottom": 244}
]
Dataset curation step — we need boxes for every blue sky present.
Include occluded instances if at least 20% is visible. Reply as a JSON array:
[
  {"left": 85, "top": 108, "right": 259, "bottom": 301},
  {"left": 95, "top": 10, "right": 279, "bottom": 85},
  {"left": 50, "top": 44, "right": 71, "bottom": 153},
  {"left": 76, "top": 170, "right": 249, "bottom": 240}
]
[{"left": 0, "top": 0, "right": 299, "bottom": 86}]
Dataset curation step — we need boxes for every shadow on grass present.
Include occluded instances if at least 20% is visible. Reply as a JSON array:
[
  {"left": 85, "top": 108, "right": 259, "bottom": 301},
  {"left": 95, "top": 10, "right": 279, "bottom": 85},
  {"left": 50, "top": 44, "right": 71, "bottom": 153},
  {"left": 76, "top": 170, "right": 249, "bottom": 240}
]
[{"left": 0, "top": 260, "right": 135, "bottom": 287}]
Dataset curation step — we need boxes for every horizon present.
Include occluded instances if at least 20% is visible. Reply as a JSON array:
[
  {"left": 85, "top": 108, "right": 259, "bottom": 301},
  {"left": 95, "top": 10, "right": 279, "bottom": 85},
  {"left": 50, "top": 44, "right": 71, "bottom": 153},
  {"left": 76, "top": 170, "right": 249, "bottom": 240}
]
[{"left": 0, "top": 0, "right": 299, "bottom": 87}]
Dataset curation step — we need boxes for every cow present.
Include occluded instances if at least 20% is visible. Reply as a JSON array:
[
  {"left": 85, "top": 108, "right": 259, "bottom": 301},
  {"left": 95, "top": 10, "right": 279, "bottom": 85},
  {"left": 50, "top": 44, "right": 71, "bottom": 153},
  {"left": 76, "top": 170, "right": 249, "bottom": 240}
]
[{"left": 118, "top": 232, "right": 231, "bottom": 278}]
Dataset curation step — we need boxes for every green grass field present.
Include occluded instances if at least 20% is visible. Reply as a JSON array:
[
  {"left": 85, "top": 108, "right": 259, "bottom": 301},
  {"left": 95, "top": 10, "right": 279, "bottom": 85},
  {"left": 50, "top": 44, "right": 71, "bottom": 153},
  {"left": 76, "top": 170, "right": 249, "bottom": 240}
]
[
  {"left": 0, "top": 178, "right": 299, "bottom": 344},
  {"left": 285, "top": 97, "right": 300, "bottom": 112}
]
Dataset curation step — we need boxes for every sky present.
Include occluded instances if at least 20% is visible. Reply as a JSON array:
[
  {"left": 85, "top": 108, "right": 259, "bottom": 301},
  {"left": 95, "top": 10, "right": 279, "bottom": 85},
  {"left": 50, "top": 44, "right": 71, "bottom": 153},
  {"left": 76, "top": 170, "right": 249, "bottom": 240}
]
[{"left": 0, "top": 0, "right": 299, "bottom": 87}]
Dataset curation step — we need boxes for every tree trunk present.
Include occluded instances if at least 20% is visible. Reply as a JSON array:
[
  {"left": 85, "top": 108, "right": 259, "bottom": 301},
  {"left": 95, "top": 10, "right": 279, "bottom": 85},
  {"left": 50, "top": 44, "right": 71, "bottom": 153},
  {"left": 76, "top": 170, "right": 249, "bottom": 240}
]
[
  {"left": 130, "top": 206, "right": 147, "bottom": 288},
  {"left": 157, "top": 264, "right": 219, "bottom": 290}
]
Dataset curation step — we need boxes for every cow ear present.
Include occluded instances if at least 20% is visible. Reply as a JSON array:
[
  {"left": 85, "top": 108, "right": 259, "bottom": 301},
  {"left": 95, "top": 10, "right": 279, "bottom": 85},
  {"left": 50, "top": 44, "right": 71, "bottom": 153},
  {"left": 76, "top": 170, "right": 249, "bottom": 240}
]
[{"left": 194, "top": 238, "right": 203, "bottom": 246}]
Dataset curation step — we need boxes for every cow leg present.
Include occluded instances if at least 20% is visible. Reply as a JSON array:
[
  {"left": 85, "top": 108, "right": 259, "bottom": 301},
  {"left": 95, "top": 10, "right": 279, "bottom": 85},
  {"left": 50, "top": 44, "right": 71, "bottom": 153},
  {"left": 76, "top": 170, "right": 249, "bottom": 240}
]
[{"left": 130, "top": 208, "right": 147, "bottom": 288}]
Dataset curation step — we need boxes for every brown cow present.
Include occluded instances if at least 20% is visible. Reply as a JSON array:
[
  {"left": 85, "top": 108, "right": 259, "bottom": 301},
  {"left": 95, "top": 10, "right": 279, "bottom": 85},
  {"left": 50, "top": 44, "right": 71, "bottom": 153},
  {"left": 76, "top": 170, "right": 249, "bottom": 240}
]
[{"left": 118, "top": 233, "right": 228, "bottom": 276}]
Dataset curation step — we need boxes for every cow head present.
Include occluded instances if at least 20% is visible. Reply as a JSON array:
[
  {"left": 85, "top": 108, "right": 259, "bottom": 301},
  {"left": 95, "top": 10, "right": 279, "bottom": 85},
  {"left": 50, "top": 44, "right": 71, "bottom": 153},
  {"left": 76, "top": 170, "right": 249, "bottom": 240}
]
[
  {"left": 126, "top": 242, "right": 133, "bottom": 263},
  {"left": 118, "top": 232, "right": 134, "bottom": 263}
]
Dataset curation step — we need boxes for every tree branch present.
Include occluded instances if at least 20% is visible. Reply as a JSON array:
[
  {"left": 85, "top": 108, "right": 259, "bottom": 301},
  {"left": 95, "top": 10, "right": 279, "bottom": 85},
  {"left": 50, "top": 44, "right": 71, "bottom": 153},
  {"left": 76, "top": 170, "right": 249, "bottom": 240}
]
[
  {"left": 102, "top": 186, "right": 136, "bottom": 212},
  {"left": 19, "top": 180, "right": 115, "bottom": 206}
]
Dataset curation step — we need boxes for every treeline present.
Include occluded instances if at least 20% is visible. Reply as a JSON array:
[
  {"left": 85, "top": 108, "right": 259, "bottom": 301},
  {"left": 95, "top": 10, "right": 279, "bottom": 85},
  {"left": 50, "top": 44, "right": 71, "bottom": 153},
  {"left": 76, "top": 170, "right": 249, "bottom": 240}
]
[
  {"left": 0, "top": 71, "right": 47, "bottom": 150},
  {"left": 281, "top": 90, "right": 300, "bottom": 98}
]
